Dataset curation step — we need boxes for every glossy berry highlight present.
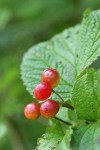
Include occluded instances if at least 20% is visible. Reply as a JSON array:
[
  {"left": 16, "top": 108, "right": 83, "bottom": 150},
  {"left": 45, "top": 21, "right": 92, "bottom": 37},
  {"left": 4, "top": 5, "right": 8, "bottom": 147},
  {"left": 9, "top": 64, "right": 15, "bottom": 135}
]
[
  {"left": 40, "top": 99, "right": 59, "bottom": 118},
  {"left": 24, "top": 102, "right": 40, "bottom": 120},
  {"left": 41, "top": 68, "right": 60, "bottom": 88},
  {"left": 34, "top": 82, "right": 51, "bottom": 101}
]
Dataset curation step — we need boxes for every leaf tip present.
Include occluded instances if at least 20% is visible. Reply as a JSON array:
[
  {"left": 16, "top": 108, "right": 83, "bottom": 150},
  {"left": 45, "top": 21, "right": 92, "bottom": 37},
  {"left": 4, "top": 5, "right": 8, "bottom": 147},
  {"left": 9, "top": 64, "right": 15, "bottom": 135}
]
[{"left": 83, "top": 8, "right": 92, "bottom": 18}]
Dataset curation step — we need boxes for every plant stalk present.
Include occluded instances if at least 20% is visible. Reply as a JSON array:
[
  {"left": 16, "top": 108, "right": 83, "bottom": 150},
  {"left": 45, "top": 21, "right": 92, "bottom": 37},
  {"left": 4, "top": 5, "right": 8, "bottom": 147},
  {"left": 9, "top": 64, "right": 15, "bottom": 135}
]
[
  {"left": 54, "top": 116, "right": 72, "bottom": 125},
  {"left": 52, "top": 89, "right": 74, "bottom": 110},
  {"left": 62, "top": 102, "right": 74, "bottom": 110}
]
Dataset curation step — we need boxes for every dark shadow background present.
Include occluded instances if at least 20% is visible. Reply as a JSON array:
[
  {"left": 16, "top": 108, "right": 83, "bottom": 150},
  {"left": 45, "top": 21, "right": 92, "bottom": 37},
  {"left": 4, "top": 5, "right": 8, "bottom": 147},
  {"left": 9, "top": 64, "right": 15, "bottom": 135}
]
[{"left": 0, "top": 0, "right": 100, "bottom": 149}]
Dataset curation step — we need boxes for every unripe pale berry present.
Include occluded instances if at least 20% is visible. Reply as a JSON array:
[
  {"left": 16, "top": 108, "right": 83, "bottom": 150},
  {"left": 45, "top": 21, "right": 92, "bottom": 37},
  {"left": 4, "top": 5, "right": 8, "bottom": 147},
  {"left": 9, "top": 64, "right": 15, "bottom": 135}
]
[
  {"left": 40, "top": 99, "right": 59, "bottom": 118},
  {"left": 24, "top": 102, "right": 40, "bottom": 120},
  {"left": 34, "top": 82, "right": 51, "bottom": 101},
  {"left": 41, "top": 68, "right": 60, "bottom": 88}
]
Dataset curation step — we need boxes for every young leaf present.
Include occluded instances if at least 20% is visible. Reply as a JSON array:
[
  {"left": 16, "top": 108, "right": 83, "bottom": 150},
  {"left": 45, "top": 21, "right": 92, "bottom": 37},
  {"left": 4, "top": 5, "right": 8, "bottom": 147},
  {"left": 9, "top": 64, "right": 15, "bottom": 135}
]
[
  {"left": 77, "top": 10, "right": 100, "bottom": 74},
  {"left": 58, "top": 126, "right": 73, "bottom": 150},
  {"left": 72, "top": 69, "right": 100, "bottom": 121},
  {"left": 36, "top": 121, "right": 64, "bottom": 150},
  {"left": 56, "top": 107, "right": 71, "bottom": 123},
  {"left": 71, "top": 119, "right": 100, "bottom": 150}
]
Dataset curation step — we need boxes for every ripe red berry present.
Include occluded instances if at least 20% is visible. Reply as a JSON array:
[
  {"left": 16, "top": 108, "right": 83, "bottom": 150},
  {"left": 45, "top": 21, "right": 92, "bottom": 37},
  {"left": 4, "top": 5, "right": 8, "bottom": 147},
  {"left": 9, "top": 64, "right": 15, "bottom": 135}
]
[
  {"left": 24, "top": 102, "right": 40, "bottom": 120},
  {"left": 40, "top": 99, "right": 59, "bottom": 118},
  {"left": 41, "top": 68, "right": 60, "bottom": 88},
  {"left": 34, "top": 83, "right": 51, "bottom": 101}
]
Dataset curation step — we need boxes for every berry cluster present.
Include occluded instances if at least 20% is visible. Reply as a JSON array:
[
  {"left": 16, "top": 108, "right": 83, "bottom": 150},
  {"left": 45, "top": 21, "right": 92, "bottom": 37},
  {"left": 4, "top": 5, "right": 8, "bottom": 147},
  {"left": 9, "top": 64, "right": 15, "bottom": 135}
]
[{"left": 24, "top": 68, "right": 60, "bottom": 120}]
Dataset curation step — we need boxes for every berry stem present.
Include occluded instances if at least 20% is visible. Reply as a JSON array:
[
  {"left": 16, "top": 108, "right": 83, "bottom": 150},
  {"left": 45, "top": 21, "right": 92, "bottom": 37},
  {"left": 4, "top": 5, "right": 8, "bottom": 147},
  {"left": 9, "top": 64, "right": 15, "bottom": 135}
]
[
  {"left": 85, "top": 119, "right": 94, "bottom": 124},
  {"left": 52, "top": 89, "right": 74, "bottom": 110},
  {"left": 54, "top": 116, "right": 72, "bottom": 125},
  {"left": 52, "top": 89, "right": 64, "bottom": 103},
  {"left": 62, "top": 102, "right": 74, "bottom": 110}
]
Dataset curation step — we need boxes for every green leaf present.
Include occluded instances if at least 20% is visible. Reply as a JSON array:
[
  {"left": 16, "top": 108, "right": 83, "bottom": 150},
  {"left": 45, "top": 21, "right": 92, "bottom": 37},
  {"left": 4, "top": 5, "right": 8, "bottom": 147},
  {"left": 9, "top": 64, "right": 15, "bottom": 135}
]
[
  {"left": 71, "top": 119, "right": 100, "bottom": 150},
  {"left": 0, "top": 8, "right": 12, "bottom": 30},
  {"left": 58, "top": 126, "right": 73, "bottom": 150},
  {"left": 36, "top": 121, "right": 64, "bottom": 150},
  {"left": 0, "top": 135, "right": 13, "bottom": 150},
  {"left": 21, "top": 10, "right": 100, "bottom": 101},
  {"left": 77, "top": 10, "right": 100, "bottom": 75},
  {"left": 56, "top": 107, "right": 79, "bottom": 125},
  {"left": 72, "top": 69, "right": 100, "bottom": 121},
  {"left": 56, "top": 107, "right": 71, "bottom": 123},
  {"left": 21, "top": 25, "right": 80, "bottom": 101}
]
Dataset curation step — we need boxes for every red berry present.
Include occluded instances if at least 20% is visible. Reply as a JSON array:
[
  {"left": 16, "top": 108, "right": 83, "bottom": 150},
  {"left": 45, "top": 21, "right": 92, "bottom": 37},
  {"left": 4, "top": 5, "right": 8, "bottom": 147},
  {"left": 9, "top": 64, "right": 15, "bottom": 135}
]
[
  {"left": 24, "top": 102, "right": 40, "bottom": 120},
  {"left": 34, "top": 83, "right": 51, "bottom": 101},
  {"left": 40, "top": 99, "right": 59, "bottom": 118},
  {"left": 41, "top": 68, "right": 60, "bottom": 88}
]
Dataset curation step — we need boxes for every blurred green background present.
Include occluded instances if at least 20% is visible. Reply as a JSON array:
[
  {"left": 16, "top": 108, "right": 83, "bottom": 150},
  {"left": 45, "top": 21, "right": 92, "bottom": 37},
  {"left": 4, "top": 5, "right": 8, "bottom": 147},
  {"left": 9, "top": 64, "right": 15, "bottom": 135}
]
[{"left": 0, "top": 0, "right": 100, "bottom": 149}]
